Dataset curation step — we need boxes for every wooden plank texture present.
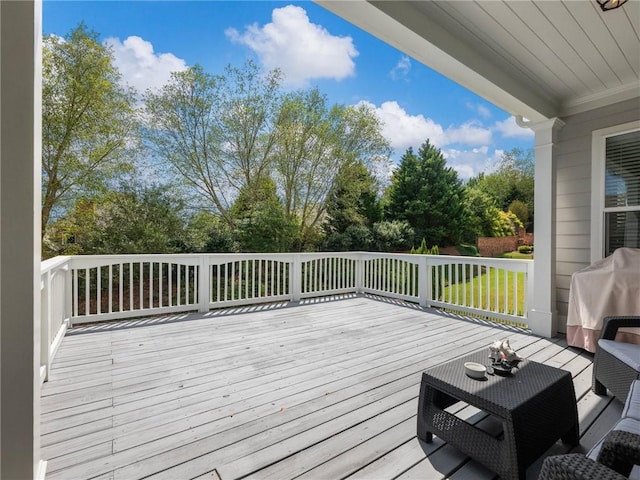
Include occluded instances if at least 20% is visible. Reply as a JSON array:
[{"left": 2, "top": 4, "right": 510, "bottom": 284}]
[{"left": 40, "top": 295, "right": 616, "bottom": 480}]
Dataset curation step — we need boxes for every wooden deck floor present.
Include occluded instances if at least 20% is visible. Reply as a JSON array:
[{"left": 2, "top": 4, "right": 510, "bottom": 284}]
[{"left": 41, "top": 295, "right": 622, "bottom": 480}]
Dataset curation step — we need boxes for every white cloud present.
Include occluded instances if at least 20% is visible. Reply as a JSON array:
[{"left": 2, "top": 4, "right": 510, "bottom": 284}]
[
  {"left": 442, "top": 147, "right": 504, "bottom": 181},
  {"left": 466, "top": 101, "right": 492, "bottom": 119},
  {"left": 357, "top": 100, "right": 498, "bottom": 181},
  {"left": 357, "top": 100, "right": 445, "bottom": 151},
  {"left": 389, "top": 56, "right": 411, "bottom": 81},
  {"left": 494, "top": 115, "right": 534, "bottom": 139},
  {"left": 477, "top": 104, "right": 492, "bottom": 119},
  {"left": 445, "top": 121, "right": 492, "bottom": 146},
  {"left": 225, "top": 5, "right": 358, "bottom": 86},
  {"left": 104, "top": 36, "right": 188, "bottom": 94},
  {"left": 358, "top": 100, "right": 492, "bottom": 152}
]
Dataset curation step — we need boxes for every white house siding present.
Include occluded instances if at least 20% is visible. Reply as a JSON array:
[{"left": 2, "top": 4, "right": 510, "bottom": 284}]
[{"left": 554, "top": 98, "right": 640, "bottom": 332}]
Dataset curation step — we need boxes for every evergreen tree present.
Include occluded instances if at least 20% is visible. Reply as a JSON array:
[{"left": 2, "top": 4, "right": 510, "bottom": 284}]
[
  {"left": 231, "top": 177, "right": 295, "bottom": 252},
  {"left": 384, "top": 141, "right": 466, "bottom": 246},
  {"left": 324, "top": 160, "right": 381, "bottom": 235}
]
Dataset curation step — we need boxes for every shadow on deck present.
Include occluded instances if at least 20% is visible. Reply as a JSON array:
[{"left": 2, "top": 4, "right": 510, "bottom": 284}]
[{"left": 41, "top": 295, "right": 619, "bottom": 480}]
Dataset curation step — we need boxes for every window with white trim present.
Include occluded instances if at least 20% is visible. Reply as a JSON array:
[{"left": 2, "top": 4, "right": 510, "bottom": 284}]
[{"left": 591, "top": 122, "right": 640, "bottom": 261}]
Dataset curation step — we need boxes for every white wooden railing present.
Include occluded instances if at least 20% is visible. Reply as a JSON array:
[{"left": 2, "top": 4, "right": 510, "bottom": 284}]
[{"left": 40, "top": 252, "right": 533, "bottom": 381}]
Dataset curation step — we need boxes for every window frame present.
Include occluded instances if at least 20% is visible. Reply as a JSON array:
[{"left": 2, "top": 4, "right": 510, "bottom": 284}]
[{"left": 590, "top": 120, "right": 640, "bottom": 263}]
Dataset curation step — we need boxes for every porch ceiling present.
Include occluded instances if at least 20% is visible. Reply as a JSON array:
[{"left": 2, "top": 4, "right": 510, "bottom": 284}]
[{"left": 315, "top": 0, "right": 640, "bottom": 121}]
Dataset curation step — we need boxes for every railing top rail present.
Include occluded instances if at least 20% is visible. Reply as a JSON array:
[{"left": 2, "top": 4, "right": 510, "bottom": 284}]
[
  {"left": 43, "top": 252, "right": 533, "bottom": 267},
  {"left": 358, "top": 251, "right": 532, "bottom": 266},
  {"left": 41, "top": 255, "right": 71, "bottom": 274},
  {"left": 424, "top": 255, "right": 533, "bottom": 266}
]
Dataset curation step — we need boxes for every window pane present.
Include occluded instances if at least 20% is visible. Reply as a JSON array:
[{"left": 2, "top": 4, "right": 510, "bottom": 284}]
[
  {"left": 605, "top": 211, "right": 640, "bottom": 256},
  {"left": 605, "top": 130, "right": 640, "bottom": 208}
]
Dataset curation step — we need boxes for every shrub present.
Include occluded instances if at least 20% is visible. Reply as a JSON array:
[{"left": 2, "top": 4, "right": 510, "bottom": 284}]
[
  {"left": 518, "top": 245, "right": 534, "bottom": 254},
  {"left": 456, "top": 244, "right": 480, "bottom": 257},
  {"left": 411, "top": 238, "right": 439, "bottom": 255},
  {"left": 372, "top": 220, "right": 415, "bottom": 252}
]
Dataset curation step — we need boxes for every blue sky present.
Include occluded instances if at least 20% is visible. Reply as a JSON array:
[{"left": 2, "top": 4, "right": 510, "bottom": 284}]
[{"left": 43, "top": 0, "right": 534, "bottom": 181}]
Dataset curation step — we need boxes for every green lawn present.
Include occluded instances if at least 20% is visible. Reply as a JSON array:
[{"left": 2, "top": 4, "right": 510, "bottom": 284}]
[
  {"left": 439, "top": 267, "right": 526, "bottom": 317},
  {"left": 498, "top": 251, "right": 533, "bottom": 260}
]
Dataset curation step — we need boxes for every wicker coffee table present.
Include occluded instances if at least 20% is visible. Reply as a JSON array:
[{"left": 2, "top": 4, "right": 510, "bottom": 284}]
[{"left": 417, "top": 350, "right": 579, "bottom": 480}]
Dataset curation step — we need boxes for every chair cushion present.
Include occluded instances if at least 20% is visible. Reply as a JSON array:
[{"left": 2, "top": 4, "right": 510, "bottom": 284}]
[
  {"left": 598, "top": 339, "right": 640, "bottom": 371},
  {"left": 622, "top": 380, "right": 640, "bottom": 420},
  {"left": 587, "top": 417, "right": 640, "bottom": 461}
]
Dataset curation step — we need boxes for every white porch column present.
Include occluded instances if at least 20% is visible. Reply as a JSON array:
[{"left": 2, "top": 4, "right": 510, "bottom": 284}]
[
  {"left": 522, "top": 117, "right": 565, "bottom": 337},
  {"left": 1, "top": 1, "right": 45, "bottom": 479}
]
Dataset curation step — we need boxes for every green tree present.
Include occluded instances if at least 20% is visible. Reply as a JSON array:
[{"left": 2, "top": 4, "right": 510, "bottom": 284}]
[
  {"left": 467, "top": 148, "right": 534, "bottom": 229},
  {"left": 324, "top": 160, "right": 381, "bottom": 235},
  {"left": 384, "top": 141, "right": 466, "bottom": 246},
  {"left": 322, "top": 225, "right": 374, "bottom": 252},
  {"left": 371, "top": 220, "right": 415, "bottom": 252},
  {"left": 42, "top": 23, "right": 138, "bottom": 237},
  {"left": 216, "top": 61, "right": 283, "bottom": 191},
  {"left": 231, "top": 177, "right": 295, "bottom": 252},
  {"left": 273, "top": 89, "right": 391, "bottom": 249},
  {"left": 143, "top": 61, "right": 283, "bottom": 226},
  {"left": 508, "top": 199, "right": 529, "bottom": 229},
  {"left": 461, "top": 186, "right": 497, "bottom": 240},
  {"left": 183, "top": 211, "right": 237, "bottom": 253},
  {"left": 49, "top": 183, "right": 187, "bottom": 255}
]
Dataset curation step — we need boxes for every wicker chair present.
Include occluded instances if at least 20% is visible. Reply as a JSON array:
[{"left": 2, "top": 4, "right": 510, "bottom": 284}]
[
  {"left": 538, "top": 380, "right": 640, "bottom": 480},
  {"left": 538, "top": 433, "right": 638, "bottom": 479},
  {"left": 592, "top": 316, "right": 640, "bottom": 401}
]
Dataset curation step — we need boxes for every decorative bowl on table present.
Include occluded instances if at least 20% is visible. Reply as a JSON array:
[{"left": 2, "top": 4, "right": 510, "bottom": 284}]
[
  {"left": 488, "top": 339, "right": 523, "bottom": 375},
  {"left": 464, "top": 362, "right": 487, "bottom": 379}
]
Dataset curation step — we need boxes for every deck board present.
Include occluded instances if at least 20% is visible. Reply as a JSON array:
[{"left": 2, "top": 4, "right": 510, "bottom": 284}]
[{"left": 41, "top": 295, "right": 620, "bottom": 480}]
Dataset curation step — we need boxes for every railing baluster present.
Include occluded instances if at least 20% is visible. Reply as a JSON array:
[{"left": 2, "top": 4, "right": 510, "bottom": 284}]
[
  {"left": 108, "top": 264, "right": 113, "bottom": 314},
  {"left": 512, "top": 269, "right": 516, "bottom": 315},
  {"left": 150, "top": 262, "right": 155, "bottom": 309},
  {"left": 97, "top": 266, "right": 101, "bottom": 315},
  {"left": 462, "top": 262, "right": 467, "bottom": 307},
  {"left": 159, "top": 262, "right": 163, "bottom": 308},
  {"left": 169, "top": 263, "right": 173, "bottom": 307},
  {"left": 250, "top": 259, "right": 255, "bottom": 298},
  {"left": 119, "top": 263, "right": 123, "bottom": 313},
  {"left": 186, "top": 265, "right": 191, "bottom": 305},
  {"left": 177, "top": 264, "right": 181, "bottom": 306},
  {"left": 84, "top": 268, "right": 90, "bottom": 316},
  {"left": 494, "top": 266, "right": 499, "bottom": 313},
  {"left": 73, "top": 268, "right": 78, "bottom": 317},
  {"left": 277, "top": 260, "right": 281, "bottom": 296},
  {"left": 484, "top": 266, "right": 489, "bottom": 311},
  {"left": 313, "top": 259, "right": 317, "bottom": 293},
  {"left": 470, "top": 264, "right": 475, "bottom": 309},
  {"left": 504, "top": 269, "right": 508, "bottom": 314},
  {"left": 127, "top": 262, "right": 131, "bottom": 311}
]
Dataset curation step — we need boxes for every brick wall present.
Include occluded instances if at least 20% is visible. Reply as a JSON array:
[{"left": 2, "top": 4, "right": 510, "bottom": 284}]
[
  {"left": 477, "top": 236, "right": 519, "bottom": 257},
  {"left": 476, "top": 229, "right": 534, "bottom": 257}
]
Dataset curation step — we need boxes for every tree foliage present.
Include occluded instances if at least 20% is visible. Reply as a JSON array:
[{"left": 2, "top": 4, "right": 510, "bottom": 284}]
[
  {"left": 42, "top": 23, "right": 138, "bottom": 236},
  {"left": 273, "top": 89, "right": 391, "bottom": 248},
  {"left": 47, "top": 183, "right": 186, "bottom": 256},
  {"left": 384, "top": 141, "right": 466, "bottom": 247},
  {"left": 467, "top": 148, "right": 534, "bottom": 229},
  {"left": 231, "top": 176, "right": 295, "bottom": 252},
  {"left": 143, "top": 61, "right": 283, "bottom": 225},
  {"left": 324, "top": 160, "right": 381, "bottom": 234},
  {"left": 371, "top": 220, "right": 415, "bottom": 252},
  {"left": 183, "top": 211, "right": 237, "bottom": 253}
]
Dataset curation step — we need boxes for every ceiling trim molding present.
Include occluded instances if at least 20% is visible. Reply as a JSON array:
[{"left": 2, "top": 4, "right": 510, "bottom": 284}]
[{"left": 560, "top": 82, "right": 640, "bottom": 117}]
